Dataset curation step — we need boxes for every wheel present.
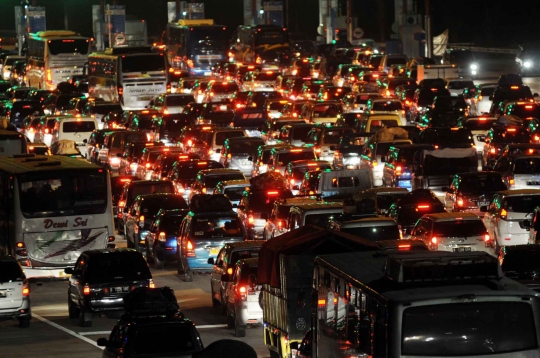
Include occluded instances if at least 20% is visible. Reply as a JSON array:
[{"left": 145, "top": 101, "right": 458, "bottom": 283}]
[
  {"left": 127, "top": 238, "right": 134, "bottom": 248},
  {"left": 184, "top": 271, "right": 193, "bottom": 282},
  {"left": 19, "top": 318, "right": 30, "bottom": 328},
  {"left": 68, "top": 294, "right": 80, "bottom": 319},
  {"left": 78, "top": 308, "right": 92, "bottom": 327}
]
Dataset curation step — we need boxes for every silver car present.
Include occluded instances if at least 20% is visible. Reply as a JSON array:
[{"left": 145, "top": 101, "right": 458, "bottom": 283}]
[{"left": 0, "top": 256, "right": 31, "bottom": 328}]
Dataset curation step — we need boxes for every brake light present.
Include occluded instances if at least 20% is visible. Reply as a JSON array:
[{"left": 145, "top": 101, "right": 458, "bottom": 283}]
[
  {"left": 118, "top": 200, "right": 125, "bottom": 208},
  {"left": 239, "top": 286, "right": 246, "bottom": 293},
  {"left": 526, "top": 105, "right": 534, "bottom": 109},
  {"left": 83, "top": 285, "right": 91, "bottom": 296},
  {"left": 395, "top": 165, "right": 402, "bottom": 174},
  {"left": 431, "top": 237, "right": 437, "bottom": 244},
  {"left": 417, "top": 205, "right": 430, "bottom": 209},
  {"left": 457, "top": 199, "right": 464, "bottom": 206},
  {"left": 22, "top": 285, "right": 29, "bottom": 297},
  {"left": 290, "top": 178, "right": 295, "bottom": 184},
  {"left": 267, "top": 191, "right": 279, "bottom": 195},
  {"left": 484, "top": 234, "right": 490, "bottom": 242},
  {"left": 318, "top": 299, "right": 325, "bottom": 306},
  {"left": 248, "top": 215, "right": 254, "bottom": 225},
  {"left": 202, "top": 187, "right": 207, "bottom": 194},
  {"left": 118, "top": 86, "right": 123, "bottom": 96},
  {"left": 139, "top": 215, "right": 145, "bottom": 222},
  {"left": 507, "top": 128, "right": 516, "bottom": 132},
  {"left": 511, "top": 86, "right": 519, "bottom": 89},
  {"left": 501, "top": 209, "right": 507, "bottom": 220},
  {"left": 490, "top": 148, "right": 496, "bottom": 154},
  {"left": 238, "top": 285, "right": 247, "bottom": 300},
  {"left": 186, "top": 240, "right": 196, "bottom": 257},
  {"left": 290, "top": 149, "right": 302, "bottom": 152},
  {"left": 398, "top": 244, "right": 410, "bottom": 250},
  {"left": 198, "top": 161, "right": 208, "bottom": 165}
]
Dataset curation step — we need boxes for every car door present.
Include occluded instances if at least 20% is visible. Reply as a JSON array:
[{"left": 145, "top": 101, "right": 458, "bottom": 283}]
[
  {"left": 482, "top": 194, "right": 500, "bottom": 238},
  {"left": 444, "top": 176, "right": 459, "bottom": 211},
  {"left": 68, "top": 255, "right": 86, "bottom": 308}
]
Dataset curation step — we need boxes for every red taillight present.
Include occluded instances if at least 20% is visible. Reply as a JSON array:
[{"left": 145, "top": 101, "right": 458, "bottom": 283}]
[
  {"left": 145, "top": 163, "right": 151, "bottom": 169},
  {"left": 490, "top": 148, "right": 496, "bottom": 154},
  {"left": 267, "top": 191, "right": 279, "bottom": 195},
  {"left": 118, "top": 200, "right": 125, "bottom": 208},
  {"left": 83, "top": 285, "right": 91, "bottom": 296},
  {"left": 318, "top": 299, "right": 325, "bottom": 306},
  {"left": 457, "top": 199, "right": 464, "bottom": 206},
  {"left": 186, "top": 240, "right": 196, "bottom": 257},
  {"left": 431, "top": 237, "right": 437, "bottom": 244},
  {"left": 187, "top": 139, "right": 193, "bottom": 146},
  {"left": 118, "top": 86, "right": 123, "bottom": 96},
  {"left": 396, "top": 165, "right": 402, "bottom": 173},
  {"left": 417, "top": 205, "right": 430, "bottom": 209},
  {"left": 238, "top": 286, "right": 247, "bottom": 300},
  {"left": 22, "top": 286, "right": 29, "bottom": 297},
  {"left": 149, "top": 279, "right": 156, "bottom": 289},
  {"left": 248, "top": 215, "right": 254, "bottom": 225},
  {"left": 398, "top": 244, "right": 410, "bottom": 250},
  {"left": 484, "top": 234, "right": 490, "bottom": 242}
]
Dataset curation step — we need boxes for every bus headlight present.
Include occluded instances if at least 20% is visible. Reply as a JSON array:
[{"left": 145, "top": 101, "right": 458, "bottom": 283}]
[{"left": 524, "top": 60, "right": 533, "bottom": 68}]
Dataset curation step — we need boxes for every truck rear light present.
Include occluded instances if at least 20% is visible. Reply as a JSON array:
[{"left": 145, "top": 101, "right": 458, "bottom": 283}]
[
  {"left": 83, "top": 284, "right": 91, "bottom": 296},
  {"left": 22, "top": 284, "right": 29, "bottom": 297},
  {"left": 186, "top": 240, "right": 196, "bottom": 257}
]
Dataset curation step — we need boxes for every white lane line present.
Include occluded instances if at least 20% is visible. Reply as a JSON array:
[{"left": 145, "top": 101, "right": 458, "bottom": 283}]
[
  {"left": 32, "top": 313, "right": 104, "bottom": 350},
  {"left": 77, "top": 331, "right": 111, "bottom": 336},
  {"left": 196, "top": 324, "right": 228, "bottom": 329}
]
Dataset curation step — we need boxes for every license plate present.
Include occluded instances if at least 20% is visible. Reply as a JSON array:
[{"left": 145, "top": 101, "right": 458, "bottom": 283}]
[
  {"left": 139, "top": 96, "right": 153, "bottom": 101},
  {"left": 0, "top": 291, "right": 6, "bottom": 298},
  {"left": 527, "top": 181, "right": 540, "bottom": 185},
  {"left": 209, "top": 247, "right": 220, "bottom": 256},
  {"left": 219, "top": 105, "right": 227, "bottom": 111},
  {"left": 478, "top": 201, "right": 489, "bottom": 206},
  {"left": 204, "top": 71, "right": 212, "bottom": 76},
  {"left": 453, "top": 247, "right": 471, "bottom": 252},
  {"left": 111, "top": 286, "right": 130, "bottom": 293}
]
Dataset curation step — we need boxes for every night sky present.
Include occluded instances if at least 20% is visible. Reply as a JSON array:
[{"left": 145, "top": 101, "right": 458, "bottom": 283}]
[{"left": 0, "top": 0, "right": 535, "bottom": 48}]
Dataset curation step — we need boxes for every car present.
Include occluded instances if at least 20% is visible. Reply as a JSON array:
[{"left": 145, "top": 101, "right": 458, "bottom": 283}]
[
  {"left": 166, "top": 159, "right": 224, "bottom": 201},
  {"left": 150, "top": 152, "right": 200, "bottom": 180},
  {"left": 124, "top": 193, "right": 188, "bottom": 251},
  {"left": 287, "top": 201, "right": 343, "bottom": 230},
  {"left": 97, "top": 287, "right": 203, "bottom": 357},
  {"left": 250, "top": 143, "right": 291, "bottom": 177},
  {"left": 193, "top": 127, "right": 246, "bottom": 162},
  {"left": 267, "top": 146, "right": 317, "bottom": 175},
  {"left": 223, "top": 257, "right": 263, "bottom": 337},
  {"left": 470, "top": 83, "right": 498, "bottom": 115},
  {"left": 457, "top": 116, "right": 497, "bottom": 155},
  {"left": 304, "top": 126, "right": 354, "bottom": 162},
  {"left": 482, "top": 190, "right": 540, "bottom": 250},
  {"left": 135, "top": 146, "right": 183, "bottom": 180},
  {"left": 110, "top": 175, "right": 138, "bottom": 229},
  {"left": 220, "top": 136, "right": 265, "bottom": 178},
  {"left": 263, "top": 196, "right": 322, "bottom": 239},
  {"left": 203, "top": 81, "right": 239, "bottom": 102},
  {"left": 150, "top": 93, "right": 195, "bottom": 114},
  {"left": 176, "top": 194, "right": 246, "bottom": 281},
  {"left": 277, "top": 122, "right": 316, "bottom": 146},
  {"left": 328, "top": 216, "right": 400, "bottom": 241},
  {"left": 145, "top": 209, "right": 189, "bottom": 269},
  {"left": 443, "top": 172, "right": 507, "bottom": 213},
  {"left": 65, "top": 248, "right": 154, "bottom": 327},
  {"left": 208, "top": 241, "right": 264, "bottom": 311},
  {"left": 409, "top": 212, "right": 493, "bottom": 253},
  {"left": 485, "top": 128, "right": 534, "bottom": 172},
  {"left": 417, "top": 126, "right": 475, "bottom": 149},
  {"left": 498, "top": 244, "right": 540, "bottom": 292},
  {"left": 85, "top": 128, "right": 120, "bottom": 163},
  {"left": 359, "top": 139, "right": 412, "bottom": 187},
  {"left": 188, "top": 168, "right": 246, "bottom": 203},
  {"left": 213, "top": 179, "right": 251, "bottom": 210},
  {"left": 445, "top": 78, "right": 475, "bottom": 97},
  {"left": 98, "top": 131, "right": 148, "bottom": 172},
  {"left": 364, "top": 98, "right": 407, "bottom": 125},
  {"left": 118, "top": 141, "right": 164, "bottom": 176},
  {"left": 284, "top": 160, "right": 332, "bottom": 195},
  {"left": 382, "top": 143, "right": 434, "bottom": 189},
  {"left": 388, "top": 192, "right": 446, "bottom": 237},
  {"left": 0, "top": 256, "right": 31, "bottom": 328}
]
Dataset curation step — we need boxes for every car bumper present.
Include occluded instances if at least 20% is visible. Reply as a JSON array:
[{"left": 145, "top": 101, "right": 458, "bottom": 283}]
[
  {"left": 437, "top": 244, "right": 493, "bottom": 254},
  {"left": 497, "top": 232, "right": 529, "bottom": 246},
  {"left": 23, "top": 267, "right": 72, "bottom": 280},
  {"left": 87, "top": 297, "right": 126, "bottom": 312},
  {"left": 155, "top": 243, "right": 178, "bottom": 260},
  {"left": 0, "top": 305, "right": 31, "bottom": 320},
  {"left": 235, "top": 303, "right": 263, "bottom": 326}
]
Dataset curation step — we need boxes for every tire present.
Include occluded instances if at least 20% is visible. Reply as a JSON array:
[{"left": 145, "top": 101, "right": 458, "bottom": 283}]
[
  {"left": 19, "top": 318, "right": 30, "bottom": 328},
  {"left": 79, "top": 308, "right": 92, "bottom": 327},
  {"left": 184, "top": 271, "right": 193, "bottom": 282},
  {"left": 127, "top": 238, "right": 134, "bottom": 249},
  {"left": 68, "top": 295, "right": 80, "bottom": 319}
]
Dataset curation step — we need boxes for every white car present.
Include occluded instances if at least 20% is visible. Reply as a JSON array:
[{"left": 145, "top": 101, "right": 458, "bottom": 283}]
[
  {"left": 473, "top": 84, "right": 497, "bottom": 115},
  {"left": 150, "top": 93, "right": 196, "bottom": 114},
  {"left": 359, "top": 139, "right": 412, "bottom": 187},
  {"left": 482, "top": 190, "right": 540, "bottom": 249},
  {"left": 459, "top": 116, "right": 497, "bottom": 155},
  {"left": 364, "top": 98, "right": 407, "bottom": 125},
  {"left": 409, "top": 212, "right": 494, "bottom": 254},
  {"left": 446, "top": 78, "right": 474, "bottom": 97}
]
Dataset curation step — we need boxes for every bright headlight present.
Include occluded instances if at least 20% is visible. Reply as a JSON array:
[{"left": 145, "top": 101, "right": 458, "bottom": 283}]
[
  {"left": 524, "top": 60, "right": 533, "bottom": 68},
  {"left": 470, "top": 64, "right": 478, "bottom": 70}
]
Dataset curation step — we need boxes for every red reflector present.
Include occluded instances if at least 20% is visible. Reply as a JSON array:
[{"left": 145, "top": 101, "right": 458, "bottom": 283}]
[
  {"left": 267, "top": 191, "right": 279, "bottom": 195},
  {"left": 398, "top": 244, "right": 411, "bottom": 250},
  {"left": 526, "top": 105, "right": 534, "bottom": 109},
  {"left": 417, "top": 205, "right": 430, "bottom": 209},
  {"left": 120, "top": 178, "right": 131, "bottom": 182},
  {"left": 507, "top": 128, "right": 516, "bottom": 132}
]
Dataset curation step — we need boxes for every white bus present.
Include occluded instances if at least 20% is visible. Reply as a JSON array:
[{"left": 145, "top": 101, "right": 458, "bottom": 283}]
[
  {"left": 26, "top": 30, "right": 90, "bottom": 90},
  {"left": 297, "top": 250, "right": 540, "bottom": 358},
  {"left": 0, "top": 154, "right": 115, "bottom": 279},
  {"left": 88, "top": 46, "right": 168, "bottom": 110}
]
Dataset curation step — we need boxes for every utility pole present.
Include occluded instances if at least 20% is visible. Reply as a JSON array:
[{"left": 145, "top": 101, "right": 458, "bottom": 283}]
[
  {"left": 346, "top": 0, "right": 352, "bottom": 43},
  {"left": 176, "top": 0, "right": 181, "bottom": 20},
  {"left": 425, "top": 0, "right": 432, "bottom": 57}
]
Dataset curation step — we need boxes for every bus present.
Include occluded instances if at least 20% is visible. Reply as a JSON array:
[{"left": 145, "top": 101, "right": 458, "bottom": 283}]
[
  {"left": 230, "top": 25, "right": 289, "bottom": 66},
  {"left": 88, "top": 46, "right": 168, "bottom": 110},
  {"left": 0, "top": 154, "right": 115, "bottom": 280},
  {"left": 25, "top": 30, "right": 90, "bottom": 90},
  {"left": 297, "top": 250, "right": 540, "bottom": 358},
  {"left": 165, "top": 19, "right": 228, "bottom": 76}
]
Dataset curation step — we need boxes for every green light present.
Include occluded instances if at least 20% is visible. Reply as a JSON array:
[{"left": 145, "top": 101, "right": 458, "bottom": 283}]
[{"left": 331, "top": 40, "right": 336, "bottom": 44}]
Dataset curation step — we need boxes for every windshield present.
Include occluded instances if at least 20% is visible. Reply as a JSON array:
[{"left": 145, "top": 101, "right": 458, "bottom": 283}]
[
  {"left": 19, "top": 170, "right": 107, "bottom": 218},
  {"left": 254, "top": 30, "right": 287, "bottom": 45},
  {"left": 504, "top": 196, "right": 540, "bottom": 213},
  {"left": 402, "top": 302, "right": 537, "bottom": 356},
  {"left": 458, "top": 174, "right": 507, "bottom": 193},
  {"left": 369, "top": 56, "right": 383, "bottom": 67},
  {"left": 292, "top": 126, "right": 313, "bottom": 140},
  {"left": 341, "top": 224, "right": 399, "bottom": 241},
  {"left": 323, "top": 129, "right": 353, "bottom": 144},
  {"left": 121, "top": 54, "right": 166, "bottom": 73},
  {"left": 276, "top": 151, "right": 316, "bottom": 166},
  {"left": 191, "top": 216, "right": 244, "bottom": 238},
  {"left": 134, "top": 324, "right": 197, "bottom": 354},
  {"left": 255, "top": 72, "right": 279, "bottom": 81},
  {"left": 386, "top": 57, "right": 407, "bottom": 66},
  {"left": 86, "top": 254, "right": 150, "bottom": 281},
  {"left": 62, "top": 121, "right": 95, "bottom": 133},
  {"left": 166, "top": 95, "right": 195, "bottom": 106},
  {"left": 432, "top": 220, "right": 486, "bottom": 237},
  {"left": 214, "top": 131, "right": 245, "bottom": 145},
  {"left": 48, "top": 39, "right": 89, "bottom": 55},
  {"left": 514, "top": 158, "right": 540, "bottom": 174},
  {"left": 224, "top": 187, "right": 246, "bottom": 201},
  {"left": 141, "top": 197, "right": 187, "bottom": 218},
  {"left": 0, "top": 261, "right": 24, "bottom": 282},
  {"left": 204, "top": 173, "right": 245, "bottom": 188},
  {"left": 161, "top": 115, "right": 191, "bottom": 132}
]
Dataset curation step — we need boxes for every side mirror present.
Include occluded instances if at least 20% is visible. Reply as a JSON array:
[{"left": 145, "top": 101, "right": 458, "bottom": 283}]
[
  {"left": 64, "top": 267, "right": 74, "bottom": 274},
  {"left": 480, "top": 205, "right": 488, "bottom": 213},
  {"left": 248, "top": 274, "right": 257, "bottom": 288},
  {"left": 221, "top": 273, "right": 231, "bottom": 282},
  {"left": 207, "top": 257, "right": 215, "bottom": 265},
  {"left": 96, "top": 338, "right": 109, "bottom": 347}
]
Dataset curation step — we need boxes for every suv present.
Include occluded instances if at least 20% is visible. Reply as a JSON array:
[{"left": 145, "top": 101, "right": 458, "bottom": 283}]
[
  {"left": 208, "top": 241, "right": 264, "bottom": 310},
  {"left": 443, "top": 172, "right": 507, "bottom": 213},
  {"left": 284, "top": 160, "right": 332, "bottom": 195},
  {"left": 0, "top": 256, "right": 31, "bottom": 328},
  {"left": 364, "top": 98, "right": 406, "bottom": 125},
  {"left": 65, "top": 249, "right": 153, "bottom": 327},
  {"left": 250, "top": 143, "right": 291, "bottom": 177},
  {"left": 150, "top": 93, "right": 195, "bottom": 114},
  {"left": 304, "top": 126, "right": 354, "bottom": 162},
  {"left": 220, "top": 136, "right": 265, "bottom": 178},
  {"left": 382, "top": 143, "right": 434, "bottom": 189},
  {"left": 188, "top": 169, "right": 246, "bottom": 203},
  {"left": 118, "top": 141, "right": 164, "bottom": 176},
  {"left": 409, "top": 212, "right": 493, "bottom": 253},
  {"left": 196, "top": 127, "right": 246, "bottom": 161},
  {"left": 176, "top": 195, "right": 246, "bottom": 281},
  {"left": 482, "top": 189, "right": 540, "bottom": 249},
  {"left": 263, "top": 196, "right": 322, "bottom": 239},
  {"left": 145, "top": 209, "right": 189, "bottom": 269},
  {"left": 135, "top": 147, "right": 183, "bottom": 180}
]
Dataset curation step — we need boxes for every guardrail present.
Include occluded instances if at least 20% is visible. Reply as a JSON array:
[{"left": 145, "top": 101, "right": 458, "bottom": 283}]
[{"left": 447, "top": 44, "right": 518, "bottom": 55}]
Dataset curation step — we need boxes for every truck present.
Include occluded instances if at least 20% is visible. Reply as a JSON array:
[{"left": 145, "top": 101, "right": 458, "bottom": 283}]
[
  {"left": 416, "top": 64, "right": 459, "bottom": 83},
  {"left": 257, "top": 226, "right": 378, "bottom": 358}
]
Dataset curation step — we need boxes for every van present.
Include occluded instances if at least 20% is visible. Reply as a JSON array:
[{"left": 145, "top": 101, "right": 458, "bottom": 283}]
[
  {"left": 98, "top": 130, "right": 147, "bottom": 171},
  {"left": 53, "top": 116, "right": 97, "bottom": 148},
  {"left": 287, "top": 202, "right": 343, "bottom": 230},
  {"left": 355, "top": 113, "right": 401, "bottom": 133},
  {"left": 298, "top": 169, "right": 372, "bottom": 199}
]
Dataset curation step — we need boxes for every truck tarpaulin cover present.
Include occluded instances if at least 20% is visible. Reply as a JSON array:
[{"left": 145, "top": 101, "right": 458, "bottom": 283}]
[
  {"left": 249, "top": 171, "right": 288, "bottom": 191},
  {"left": 257, "top": 226, "right": 378, "bottom": 288}
]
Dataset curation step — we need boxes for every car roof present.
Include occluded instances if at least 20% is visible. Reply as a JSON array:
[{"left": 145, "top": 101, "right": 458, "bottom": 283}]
[
  {"left": 219, "top": 179, "right": 250, "bottom": 187},
  {"left": 224, "top": 241, "right": 265, "bottom": 251},
  {"left": 498, "top": 189, "right": 540, "bottom": 197},
  {"left": 339, "top": 216, "right": 397, "bottom": 227},
  {"left": 425, "top": 212, "right": 480, "bottom": 221},
  {"left": 82, "top": 248, "right": 142, "bottom": 256},
  {"left": 157, "top": 208, "right": 189, "bottom": 217}
]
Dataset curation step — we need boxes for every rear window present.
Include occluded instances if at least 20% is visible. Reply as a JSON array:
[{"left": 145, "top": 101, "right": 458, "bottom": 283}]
[
  {"left": 331, "top": 176, "right": 360, "bottom": 187},
  {"left": 215, "top": 131, "right": 245, "bottom": 145},
  {"left": 462, "top": 119, "right": 496, "bottom": 131},
  {"left": 141, "top": 197, "right": 188, "bottom": 216},
  {"left": 229, "top": 250, "right": 260, "bottom": 267},
  {"left": 276, "top": 151, "right": 316, "bottom": 166},
  {"left": 203, "top": 173, "right": 245, "bottom": 188},
  {"left": 323, "top": 129, "right": 353, "bottom": 144},
  {"left": 134, "top": 324, "right": 197, "bottom": 354},
  {"left": 368, "top": 119, "right": 399, "bottom": 132},
  {"left": 191, "top": 216, "right": 244, "bottom": 238},
  {"left": 292, "top": 126, "right": 313, "bottom": 140},
  {"left": 432, "top": 219, "right": 486, "bottom": 237},
  {"left": 255, "top": 72, "right": 279, "bottom": 81},
  {"left": 448, "top": 80, "right": 474, "bottom": 89},
  {"left": 224, "top": 187, "right": 245, "bottom": 201},
  {"left": 399, "top": 205, "right": 445, "bottom": 226},
  {"left": 86, "top": 254, "right": 150, "bottom": 281},
  {"left": 228, "top": 140, "right": 264, "bottom": 155},
  {"left": 504, "top": 195, "right": 540, "bottom": 213},
  {"left": 166, "top": 95, "right": 195, "bottom": 106},
  {"left": 93, "top": 104, "right": 122, "bottom": 115},
  {"left": 402, "top": 302, "right": 537, "bottom": 356},
  {"left": 304, "top": 212, "right": 339, "bottom": 227},
  {"left": 210, "top": 83, "right": 239, "bottom": 92},
  {"left": 480, "top": 87, "right": 496, "bottom": 96},
  {"left": 62, "top": 121, "right": 96, "bottom": 133},
  {"left": 457, "top": 174, "right": 507, "bottom": 193},
  {"left": 514, "top": 158, "right": 540, "bottom": 174},
  {"left": 130, "top": 183, "right": 174, "bottom": 202},
  {"left": 340, "top": 224, "right": 399, "bottom": 241},
  {"left": 159, "top": 215, "right": 185, "bottom": 233},
  {"left": 0, "top": 260, "right": 24, "bottom": 282},
  {"left": 386, "top": 57, "right": 407, "bottom": 66}
]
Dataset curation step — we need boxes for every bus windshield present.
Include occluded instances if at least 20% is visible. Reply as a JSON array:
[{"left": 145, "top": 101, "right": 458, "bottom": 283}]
[
  {"left": 121, "top": 54, "right": 166, "bottom": 73},
  {"left": 48, "top": 39, "right": 89, "bottom": 55},
  {"left": 19, "top": 170, "right": 108, "bottom": 218},
  {"left": 254, "top": 30, "right": 287, "bottom": 45}
]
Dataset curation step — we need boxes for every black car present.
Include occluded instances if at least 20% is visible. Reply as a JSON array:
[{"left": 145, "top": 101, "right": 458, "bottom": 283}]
[
  {"left": 65, "top": 249, "right": 153, "bottom": 327},
  {"left": 499, "top": 244, "right": 540, "bottom": 293},
  {"left": 98, "top": 287, "right": 203, "bottom": 357},
  {"left": 146, "top": 209, "right": 189, "bottom": 269}
]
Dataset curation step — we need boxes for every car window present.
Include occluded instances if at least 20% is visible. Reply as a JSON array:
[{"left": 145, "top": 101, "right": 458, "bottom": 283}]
[{"left": 0, "top": 260, "right": 24, "bottom": 282}]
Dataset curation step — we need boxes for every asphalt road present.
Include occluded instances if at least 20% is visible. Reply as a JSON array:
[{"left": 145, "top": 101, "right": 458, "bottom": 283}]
[{"left": 2, "top": 53, "right": 540, "bottom": 358}]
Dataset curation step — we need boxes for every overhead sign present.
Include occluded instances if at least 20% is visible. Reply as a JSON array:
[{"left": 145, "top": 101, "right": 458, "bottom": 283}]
[
  {"left": 27, "top": 6, "right": 46, "bottom": 33},
  {"left": 353, "top": 27, "right": 364, "bottom": 39},
  {"left": 106, "top": 5, "right": 126, "bottom": 34},
  {"left": 263, "top": 1, "right": 283, "bottom": 27},
  {"left": 114, "top": 32, "right": 126, "bottom": 46}
]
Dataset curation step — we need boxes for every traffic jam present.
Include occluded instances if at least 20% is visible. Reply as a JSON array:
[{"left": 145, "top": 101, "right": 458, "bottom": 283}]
[{"left": 0, "top": 15, "right": 540, "bottom": 358}]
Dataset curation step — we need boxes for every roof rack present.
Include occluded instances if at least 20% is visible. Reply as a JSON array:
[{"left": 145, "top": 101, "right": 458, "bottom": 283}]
[{"left": 386, "top": 252, "right": 500, "bottom": 283}]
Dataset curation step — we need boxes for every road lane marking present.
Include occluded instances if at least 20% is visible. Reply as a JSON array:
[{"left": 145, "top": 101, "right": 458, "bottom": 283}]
[
  {"left": 196, "top": 324, "right": 228, "bottom": 329},
  {"left": 32, "top": 313, "right": 104, "bottom": 350},
  {"left": 78, "top": 331, "right": 111, "bottom": 336}
]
